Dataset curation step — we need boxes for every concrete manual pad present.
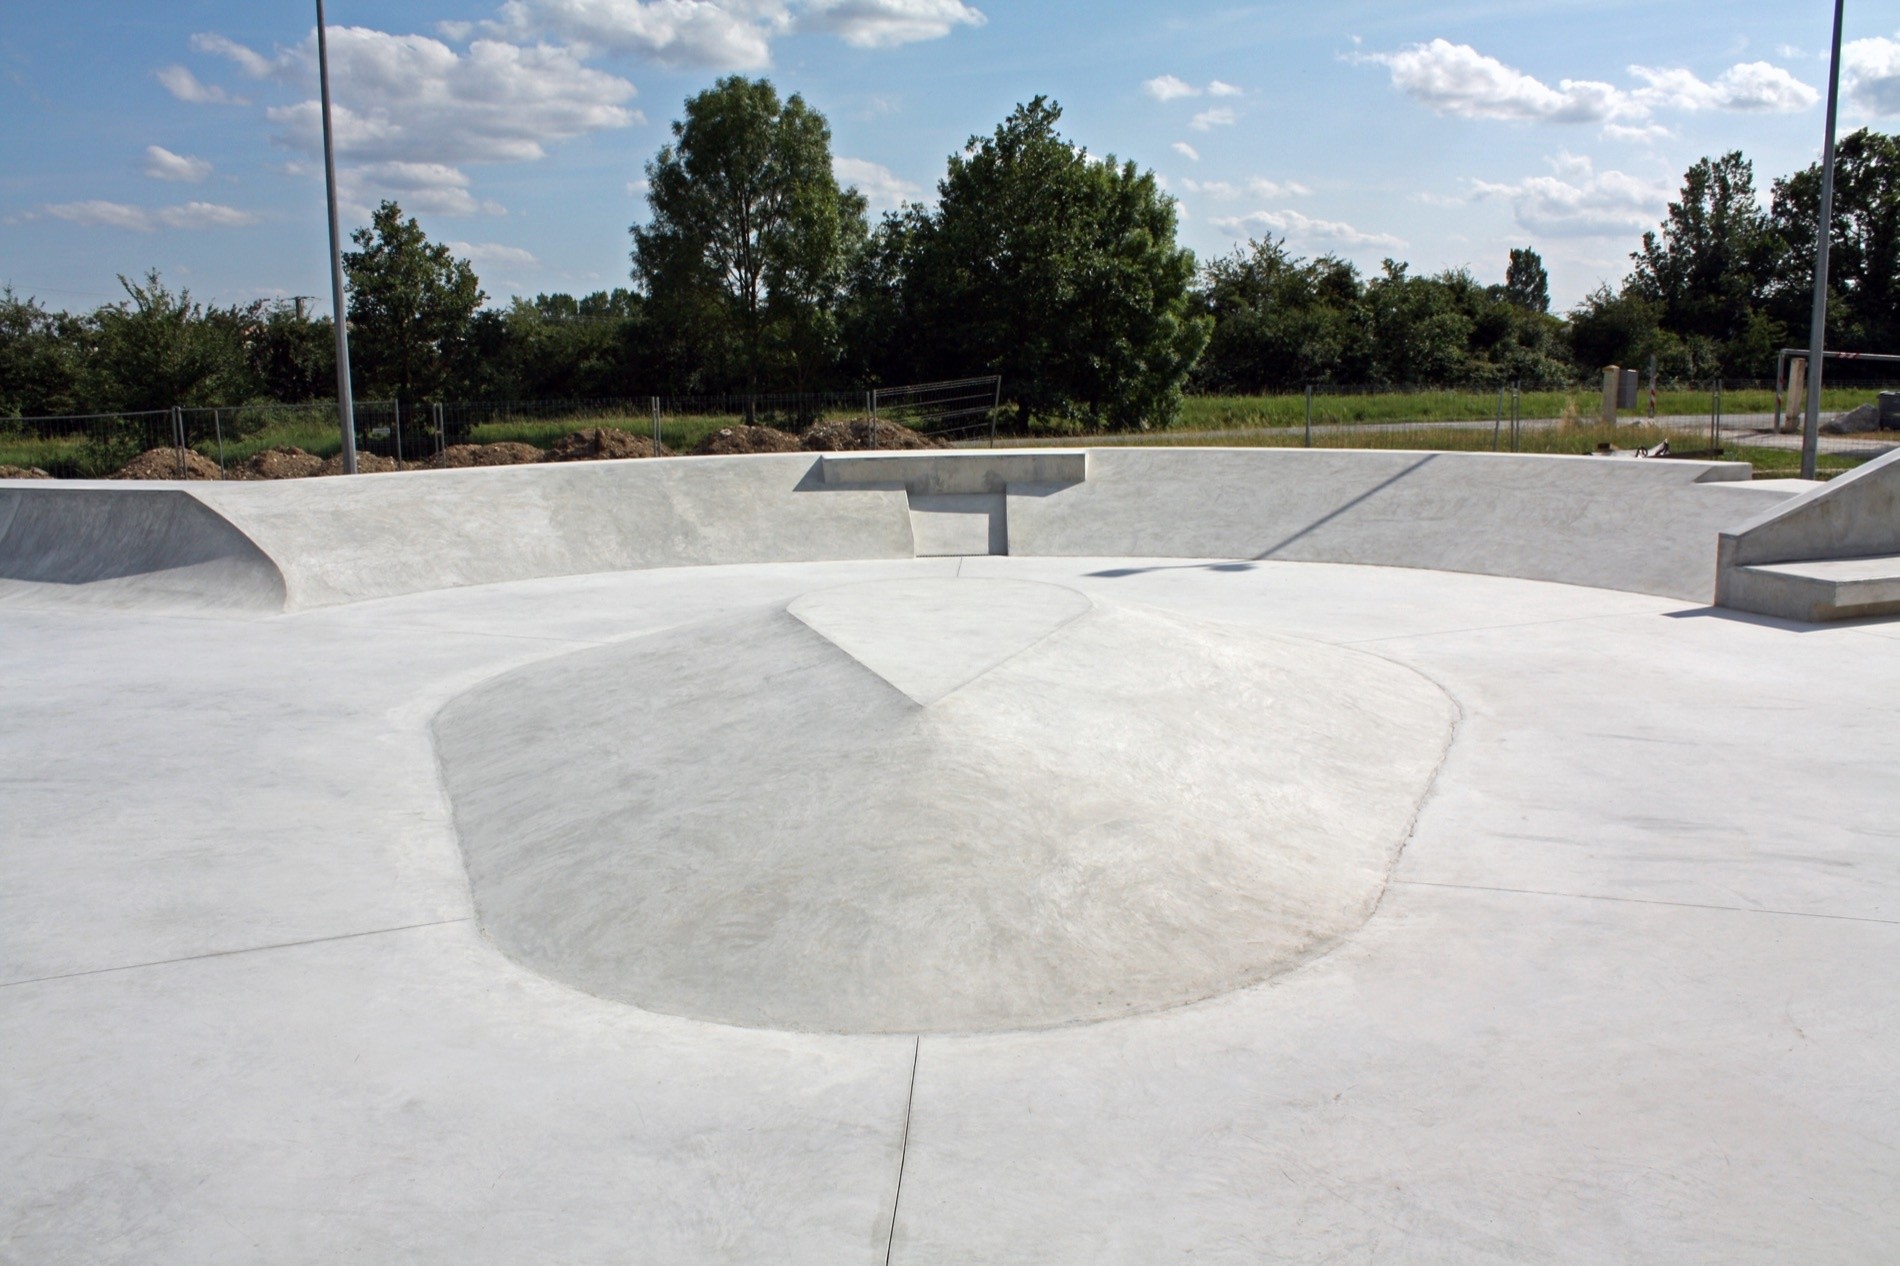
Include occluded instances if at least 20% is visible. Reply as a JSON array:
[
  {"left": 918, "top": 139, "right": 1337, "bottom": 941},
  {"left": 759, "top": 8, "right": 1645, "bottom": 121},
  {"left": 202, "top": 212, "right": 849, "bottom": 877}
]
[{"left": 432, "top": 577, "right": 1456, "bottom": 1034}]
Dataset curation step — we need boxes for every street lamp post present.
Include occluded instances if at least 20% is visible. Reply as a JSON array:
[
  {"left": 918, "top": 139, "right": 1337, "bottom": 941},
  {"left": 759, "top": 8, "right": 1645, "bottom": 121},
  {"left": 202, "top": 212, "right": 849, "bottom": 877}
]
[
  {"left": 316, "top": 0, "right": 358, "bottom": 475},
  {"left": 1800, "top": 0, "right": 1847, "bottom": 481}
]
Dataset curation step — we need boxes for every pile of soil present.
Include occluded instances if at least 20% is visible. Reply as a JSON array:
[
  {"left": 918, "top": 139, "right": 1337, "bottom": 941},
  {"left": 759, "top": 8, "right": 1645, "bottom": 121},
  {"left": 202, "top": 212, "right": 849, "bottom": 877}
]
[
  {"left": 692, "top": 425, "right": 805, "bottom": 456},
  {"left": 227, "top": 446, "right": 324, "bottom": 480},
  {"left": 422, "top": 442, "right": 544, "bottom": 469},
  {"left": 316, "top": 451, "right": 400, "bottom": 476},
  {"left": 0, "top": 466, "right": 52, "bottom": 479},
  {"left": 544, "top": 428, "right": 671, "bottom": 461},
  {"left": 110, "top": 448, "right": 224, "bottom": 480},
  {"left": 801, "top": 417, "right": 944, "bottom": 452}
]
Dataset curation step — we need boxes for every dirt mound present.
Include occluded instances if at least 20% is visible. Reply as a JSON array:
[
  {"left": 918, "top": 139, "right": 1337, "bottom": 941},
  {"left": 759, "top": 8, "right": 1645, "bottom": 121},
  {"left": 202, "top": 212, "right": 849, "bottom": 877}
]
[
  {"left": 692, "top": 425, "right": 804, "bottom": 456},
  {"left": 801, "top": 417, "right": 944, "bottom": 452},
  {"left": 423, "top": 442, "right": 544, "bottom": 469},
  {"left": 227, "top": 446, "right": 324, "bottom": 480},
  {"left": 0, "top": 465, "right": 52, "bottom": 480},
  {"left": 544, "top": 428, "right": 671, "bottom": 461},
  {"left": 316, "top": 451, "right": 400, "bottom": 476},
  {"left": 109, "top": 448, "right": 224, "bottom": 480}
]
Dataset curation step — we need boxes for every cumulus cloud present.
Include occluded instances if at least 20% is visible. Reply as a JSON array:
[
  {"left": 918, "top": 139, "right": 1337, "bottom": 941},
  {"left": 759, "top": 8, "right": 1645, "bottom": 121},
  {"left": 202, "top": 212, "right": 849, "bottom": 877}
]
[
  {"left": 190, "top": 32, "right": 277, "bottom": 78},
  {"left": 834, "top": 156, "right": 920, "bottom": 210},
  {"left": 1171, "top": 141, "right": 1199, "bottom": 162},
  {"left": 1143, "top": 74, "right": 1197, "bottom": 101},
  {"left": 445, "top": 240, "right": 540, "bottom": 268},
  {"left": 1471, "top": 153, "right": 1669, "bottom": 237},
  {"left": 143, "top": 145, "right": 213, "bottom": 182},
  {"left": 35, "top": 200, "right": 261, "bottom": 231},
  {"left": 1145, "top": 74, "right": 1243, "bottom": 102},
  {"left": 1360, "top": 38, "right": 1815, "bottom": 124},
  {"left": 345, "top": 161, "right": 507, "bottom": 217},
  {"left": 1844, "top": 35, "right": 1900, "bottom": 116},
  {"left": 1628, "top": 61, "right": 1817, "bottom": 112},
  {"left": 257, "top": 30, "right": 638, "bottom": 167},
  {"left": 1601, "top": 122, "right": 1672, "bottom": 144},
  {"left": 1189, "top": 106, "right": 1236, "bottom": 131},
  {"left": 799, "top": 0, "right": 985, "bottom": 49},
  {"left": 156, "top": 65, "right": 244, "bottom": 105},
  {"left": 1183, "top": 176, "right": 1309, "bottom": 200},
  {"left": 1212, "top": 208, "right": 1404, "bottom": 250}
]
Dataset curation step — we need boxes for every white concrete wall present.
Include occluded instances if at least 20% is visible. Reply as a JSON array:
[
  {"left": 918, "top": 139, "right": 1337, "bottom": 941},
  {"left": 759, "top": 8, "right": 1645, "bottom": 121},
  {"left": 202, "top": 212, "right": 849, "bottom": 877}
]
[
  {"left": 1717, "top": 445, "right": 1900, "bottom": 569},
  {"left": 1011, "top": 448, "right": 1783, "bottom": 601},
  {"left": 0, "top": 448, "right": 1798, "bottom": 611}
]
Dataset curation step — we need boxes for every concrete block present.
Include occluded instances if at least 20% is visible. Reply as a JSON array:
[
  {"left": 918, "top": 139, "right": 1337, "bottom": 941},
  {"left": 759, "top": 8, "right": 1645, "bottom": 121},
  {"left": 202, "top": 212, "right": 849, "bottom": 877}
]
[{"left": 909, "top": 493, "right": 1006, "bottom": 556}]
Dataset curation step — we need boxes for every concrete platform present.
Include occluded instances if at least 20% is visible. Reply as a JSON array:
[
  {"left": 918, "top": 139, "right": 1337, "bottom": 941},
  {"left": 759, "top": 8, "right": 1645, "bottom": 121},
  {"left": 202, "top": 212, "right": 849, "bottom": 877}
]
[{"left": 2, "top": 452, "right": 1896, "bottom": 1263}]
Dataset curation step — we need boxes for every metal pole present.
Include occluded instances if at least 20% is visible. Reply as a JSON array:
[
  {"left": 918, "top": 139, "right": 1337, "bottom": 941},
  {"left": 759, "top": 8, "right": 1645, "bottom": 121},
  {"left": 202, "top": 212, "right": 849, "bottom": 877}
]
[
  {"left": 1303, "top": 384, "right": 1312, "bottom": 447},
  {"left": 1492, "top": 386, "right": 1504, "bottom": 451},
  {"left": 1801, "top": 0, "right": 1846, "bottom": 480},
  {"left": 392, "top": 398, "right": 403, "bottom": 470},
  {"left": 867, "top": 389, "right": 876, "bottom": 449},
  {"left": 1772, "top": 350, "right": 1788, "bottom": 434},
  {"left": 650, "top": 396, "right": 660, "bottom": 455},
  {"left": 433, "top": 401, "right": 444, "bottom": 455},
  {"left": 317, "top": 0, "right": 358, "bottom": 476},
  {"left": 214, "top": 407, "right": 226, "bottom": 475},
  {"left": 172, "top": 405, "right": 186, "bottom": 478},
  {"left": 1511, "top": 381, "right": 1520, "bottom": 451}
]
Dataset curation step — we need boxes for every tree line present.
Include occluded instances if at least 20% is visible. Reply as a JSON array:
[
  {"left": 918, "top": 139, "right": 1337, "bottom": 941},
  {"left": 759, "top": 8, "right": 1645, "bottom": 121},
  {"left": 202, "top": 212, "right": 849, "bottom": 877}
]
[{"left": 3, "top": 76, "right": 1895, "bottom": 431}]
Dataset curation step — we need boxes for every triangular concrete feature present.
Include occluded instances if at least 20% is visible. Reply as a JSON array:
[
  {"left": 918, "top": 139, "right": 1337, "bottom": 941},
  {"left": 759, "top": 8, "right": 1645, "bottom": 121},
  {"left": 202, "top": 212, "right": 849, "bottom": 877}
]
[{"left": 787, "top": 577, "right": 1091, "bottom": 705}]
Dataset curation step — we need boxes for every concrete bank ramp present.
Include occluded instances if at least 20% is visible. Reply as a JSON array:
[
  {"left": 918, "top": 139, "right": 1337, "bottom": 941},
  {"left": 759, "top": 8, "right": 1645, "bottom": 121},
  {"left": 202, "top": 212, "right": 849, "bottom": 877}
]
[
  {"left": 0, "top": 483, "right": 285, "bottom": 612},
  {"left": 433, "top": 578, "right": 1457, "bottom": 1034},
  {"left": 1717, "top": 446, "right": 1900, "bottom": 621}
]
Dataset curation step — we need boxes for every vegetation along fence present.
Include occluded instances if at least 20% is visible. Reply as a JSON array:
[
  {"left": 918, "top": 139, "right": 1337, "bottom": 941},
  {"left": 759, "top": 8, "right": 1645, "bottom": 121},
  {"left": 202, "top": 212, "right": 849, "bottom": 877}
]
[{"left": 2, "top": 377, "right": 1893, "bottom": 481}]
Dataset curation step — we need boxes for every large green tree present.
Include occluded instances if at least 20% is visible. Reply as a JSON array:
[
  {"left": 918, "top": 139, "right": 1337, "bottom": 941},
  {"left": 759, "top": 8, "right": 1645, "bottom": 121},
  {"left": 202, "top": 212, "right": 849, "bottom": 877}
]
[
  {"left": 903, "top": 97, "right": 1208, "bottom": 430},
  {"left": 344, "top": 201, "right": 484, "bottom": 409},
  {"left": 632, "top": 76, "right": 866, "bottom": 393},
  {"left": 1766, "top": 128, "right": 1900, "bottom": 360},
  {"left": 90, "top": 271, "right": 248, "bottom": 412}
]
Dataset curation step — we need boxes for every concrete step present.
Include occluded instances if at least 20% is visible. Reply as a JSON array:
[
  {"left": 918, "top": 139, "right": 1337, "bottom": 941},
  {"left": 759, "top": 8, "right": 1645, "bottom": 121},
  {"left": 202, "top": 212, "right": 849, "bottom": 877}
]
[{"left": 1729, "top": 553, "right": 1900, "bottom": 621}]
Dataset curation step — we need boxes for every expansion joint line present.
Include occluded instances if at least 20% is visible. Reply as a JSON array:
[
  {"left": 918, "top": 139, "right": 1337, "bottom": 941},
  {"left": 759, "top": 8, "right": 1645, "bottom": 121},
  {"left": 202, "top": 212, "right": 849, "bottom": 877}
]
[{"left": 885, "top": 1036, "right": 922, "bottom": 1266}]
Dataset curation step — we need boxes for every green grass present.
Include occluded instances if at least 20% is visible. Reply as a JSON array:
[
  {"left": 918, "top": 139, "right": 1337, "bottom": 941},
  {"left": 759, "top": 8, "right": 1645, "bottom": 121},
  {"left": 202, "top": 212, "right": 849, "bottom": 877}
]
[{"left": 1174, "top": 386, "right": 1884, "bottom": 433}]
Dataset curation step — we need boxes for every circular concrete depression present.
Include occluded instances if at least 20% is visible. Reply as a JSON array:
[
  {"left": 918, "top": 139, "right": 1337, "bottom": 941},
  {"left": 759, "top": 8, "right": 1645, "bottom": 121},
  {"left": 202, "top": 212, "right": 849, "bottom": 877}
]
[{"left": 433, "top": 578, "right": 1456, "bottom": 1034}]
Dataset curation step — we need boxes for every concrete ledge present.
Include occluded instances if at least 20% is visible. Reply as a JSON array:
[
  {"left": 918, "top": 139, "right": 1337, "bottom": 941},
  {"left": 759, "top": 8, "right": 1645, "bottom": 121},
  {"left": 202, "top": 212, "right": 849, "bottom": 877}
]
[
  {"left": 820, "top": 450, "right": 1087, "bottom": 496},
  {"left": 1715, "top": 447, "right": 1900, "bottom": 619}
]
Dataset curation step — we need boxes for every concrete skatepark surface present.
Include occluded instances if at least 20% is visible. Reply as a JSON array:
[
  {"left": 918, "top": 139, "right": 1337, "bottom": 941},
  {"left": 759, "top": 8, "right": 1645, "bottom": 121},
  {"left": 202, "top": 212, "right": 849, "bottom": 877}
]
[{"left": 2, "top": 450, "right": 1897, "bottom": 1263}]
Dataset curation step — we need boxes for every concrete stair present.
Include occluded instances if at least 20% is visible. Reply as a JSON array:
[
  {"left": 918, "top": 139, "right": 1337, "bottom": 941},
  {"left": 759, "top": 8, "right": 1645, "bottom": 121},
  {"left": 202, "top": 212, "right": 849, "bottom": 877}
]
[{"left": 1724, "top": 553, "right": 1900, "bottom": 622}]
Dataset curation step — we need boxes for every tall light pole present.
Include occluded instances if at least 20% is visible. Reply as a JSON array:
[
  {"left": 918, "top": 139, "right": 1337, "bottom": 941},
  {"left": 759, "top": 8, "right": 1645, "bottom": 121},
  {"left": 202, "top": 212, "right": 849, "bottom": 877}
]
[
  {"left": 317, "top": 0, "right": 358, "bottom": 475},
  {"left": 1800, "top": 0, "right": 1846, "bottom": 481}
]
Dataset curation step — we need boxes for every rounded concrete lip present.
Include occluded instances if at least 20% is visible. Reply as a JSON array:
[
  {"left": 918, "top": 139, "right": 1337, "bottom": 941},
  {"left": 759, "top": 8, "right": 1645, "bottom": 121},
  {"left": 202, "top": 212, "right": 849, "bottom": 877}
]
[{"left": 434, "top": 577, "right": 1459, "bottom": 1035}]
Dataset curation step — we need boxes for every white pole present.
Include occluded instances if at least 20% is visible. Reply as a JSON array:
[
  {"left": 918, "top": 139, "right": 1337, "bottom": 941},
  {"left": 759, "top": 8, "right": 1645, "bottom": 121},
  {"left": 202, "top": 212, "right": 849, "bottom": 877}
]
[
  {"left": 1801, "top": 0, "right": 1846, "bottom": 481},
  {"left": 317, "top": 0, "right": 358, "bottom": 475}
]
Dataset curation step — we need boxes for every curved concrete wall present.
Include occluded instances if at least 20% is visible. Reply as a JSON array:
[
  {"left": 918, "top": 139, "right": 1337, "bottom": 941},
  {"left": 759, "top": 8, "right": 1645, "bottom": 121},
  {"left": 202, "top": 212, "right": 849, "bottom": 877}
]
[
  {"left": 0, "top": 484, "right": 286, "bottom": 611},
  {"left": 0, "top": 448, "right": 1796, "bottom": 612}
]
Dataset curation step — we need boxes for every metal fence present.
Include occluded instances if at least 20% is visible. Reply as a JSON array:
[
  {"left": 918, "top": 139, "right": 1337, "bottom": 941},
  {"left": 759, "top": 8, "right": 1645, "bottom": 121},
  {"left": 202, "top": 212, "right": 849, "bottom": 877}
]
[{"left": 4, "top": 376, "right": 1893, "bottom": 480}]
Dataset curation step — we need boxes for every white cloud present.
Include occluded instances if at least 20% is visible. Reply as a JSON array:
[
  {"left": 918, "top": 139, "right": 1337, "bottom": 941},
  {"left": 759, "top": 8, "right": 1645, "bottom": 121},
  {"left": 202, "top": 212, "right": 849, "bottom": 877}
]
[
  {"left": 1171, "top": 141, "right": 1199, "bottom": 162},
  {"left": 490, "top": 0, "right": 783, "bottom": 67},
  {"left": 346, "top": 161, "right": 507, "bottom": 217},
  {"left": 1362, "top": 39, "right": 1638, "bottom": 122},
  {"left": 258, "top": 30, "right": 638, "bottom": 167},
  {"left": 446, "top": 240, "right": 540, "bottom": 268},
  {"left": 189, "top": 32, "right": 276, "bottom": 78},
  {"left": 834, "top": 156, "right": 919, "bottom": 210},
  {"left": 799, "top": 0, "right": 985, "bottom": 49},
  {"left": 1189, "top": 106, "right": 1236, "bottom": 131},
  {"left": 1471, "top": 154, "right": 1669, "bottom": 237},
  {"left": 36, "top": 200, "right": 261, "bottom": 231},
  {"left": 1144, "top": 74, "right": 1197, "bottom": 102},
  {"left": 1212, "top": 208, "right": 1404, "bottom": 250},
  {"left": 1601, "top": 122, "right": 1672, "bottom": 143},
  {"left": 143, "top": 145, "right": 213, "bottom": 182},
  {"left": 1207, "top": 80, "right": 1242, "bottom": 97},
  {"left": 1250, "top": 177, "right": 1310, "bottom": 198},
  {"left": 1628, "top": 61, "right": 1817, "bottom": 112},
  {"left": 1183, "top": 177, "right": 1306, "bottom": 200},
  {"left": 1182, "top": 178, "right": 1239, "bottom": 199},
  {"left": 1844, "top": 35, "right": 1900, "bottom": 116},
  {"left": 155, "top": 65, "right": 244, "bottom": 105},
  {"left": 1362, "top": 38, "right": 1817, "bottom": 125}
]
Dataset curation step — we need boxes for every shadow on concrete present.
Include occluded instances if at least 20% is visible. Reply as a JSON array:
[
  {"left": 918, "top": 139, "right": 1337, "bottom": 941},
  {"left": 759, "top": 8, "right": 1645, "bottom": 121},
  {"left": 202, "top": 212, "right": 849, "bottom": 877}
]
[{"left": 1087, "top": 561, "right": 1259, "bottom": 579}]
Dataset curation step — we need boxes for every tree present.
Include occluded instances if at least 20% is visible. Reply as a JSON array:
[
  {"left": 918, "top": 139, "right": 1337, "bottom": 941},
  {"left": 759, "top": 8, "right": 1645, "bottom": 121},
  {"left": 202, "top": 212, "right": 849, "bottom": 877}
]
[
  {"left": 1766, "top": 128, "right": 1900, "bottom": 363},
  {"left": 903, "top": 97, "right": 1209, "bottom": 430},
  {"left": 632, "top": 77, "right": 866, "bottom": 394},
  {"left": 1504, "top": 247, "right": 1550, "bottom": 314},
  {"left": 344, "top": 201, "right": 484, "bottom": 409},
  {"left": 90, "top": 271, "right": 247, "bottom": 412},
  {"left": 1191, "top": 237, "right": 1368, "bottom": 391},
  {"left": 1625, "top": 153, "right": 1776, "bottom": 373},
  {"left": 0, "top": 286, "right": 89, "bottom": 417}
]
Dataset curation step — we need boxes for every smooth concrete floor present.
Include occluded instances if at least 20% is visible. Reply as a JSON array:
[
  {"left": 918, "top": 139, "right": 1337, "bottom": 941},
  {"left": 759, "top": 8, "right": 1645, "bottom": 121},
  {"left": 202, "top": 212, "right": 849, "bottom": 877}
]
[{"left": 3, "top": 556, "right": 1897, "bottom": 1264}]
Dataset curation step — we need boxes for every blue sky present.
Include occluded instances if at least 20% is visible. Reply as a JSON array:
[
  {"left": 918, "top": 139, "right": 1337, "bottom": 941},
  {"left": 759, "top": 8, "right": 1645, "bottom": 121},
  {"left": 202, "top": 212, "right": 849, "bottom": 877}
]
[{"left": 4, "top": 0, "right": 1898, "bottom": 316}]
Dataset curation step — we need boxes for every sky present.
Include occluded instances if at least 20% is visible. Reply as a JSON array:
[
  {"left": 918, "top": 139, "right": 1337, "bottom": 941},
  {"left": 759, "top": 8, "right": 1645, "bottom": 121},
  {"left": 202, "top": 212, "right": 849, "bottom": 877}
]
[{"left": 3, "top": 0, "right": 1899, "bottom": 318}]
